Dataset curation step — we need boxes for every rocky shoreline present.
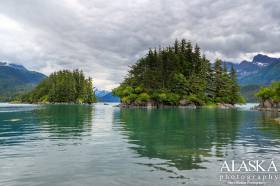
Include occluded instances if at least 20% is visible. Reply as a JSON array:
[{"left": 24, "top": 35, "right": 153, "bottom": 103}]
[
  {"left": 253, "top": 100, "right": 280, "bottom": 112},
  {"left": 118, "top": 100, "right": 235, "bottom": 109},
  {"left": 10, "top": 100, "right": 95, "bottom": 105}
]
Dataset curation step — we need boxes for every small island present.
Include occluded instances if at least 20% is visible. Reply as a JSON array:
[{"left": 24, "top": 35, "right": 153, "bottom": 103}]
[
  {"left": 255, "top": 81, "right": 280, "bottom": 112},
  {"left": 113, "top": 39, "right": 244, "bottom": 108},
  {"left": 16, "top": 69, "right": 96, "bottom": 104}
]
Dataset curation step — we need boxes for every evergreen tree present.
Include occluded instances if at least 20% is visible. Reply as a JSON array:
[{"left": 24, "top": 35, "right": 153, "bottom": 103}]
[
  {"left": 85, "top": 77, "right": 96, "bottom": 104},
  {"left": 21, "top": 69, "right": 96, "bottom": 104},
  {"left": 229, "top": 65, "right": 240, "bottom": 104},
  {"left": 174, "top": 39, "right": 179, "bottom": 54},
  {"left": 194, "top": 44, "right": 201, "bottom": 74},
  {"left": 113, "top": 39, "right": 244, "bottom": 106},
  {"left": 213, "top": 59, "right": 223, "bottom": 101},
  {"left": 169, "top": 73, "right": 189, "bottom": 95}
]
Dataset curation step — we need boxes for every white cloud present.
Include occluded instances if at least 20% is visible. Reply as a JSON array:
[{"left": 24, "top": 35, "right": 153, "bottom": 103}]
[{"left": 0, "top": 0, "right": 279, "bottom": 90}]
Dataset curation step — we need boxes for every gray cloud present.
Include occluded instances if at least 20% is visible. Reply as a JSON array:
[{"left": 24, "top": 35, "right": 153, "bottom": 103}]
[{"left": 0, "top": 0, "right": 279, "bottom": 90}]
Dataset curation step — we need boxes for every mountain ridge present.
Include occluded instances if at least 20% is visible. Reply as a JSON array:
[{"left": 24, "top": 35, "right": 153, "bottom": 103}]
[
  {"left": 223, "top": 54, "right": 280, "bottom": 85},
  {"left": 0, "top": 62, "right": 46, "bottom": 101},
  {"left": 224, "top": 54, "right": 280, "bottom": 102}
]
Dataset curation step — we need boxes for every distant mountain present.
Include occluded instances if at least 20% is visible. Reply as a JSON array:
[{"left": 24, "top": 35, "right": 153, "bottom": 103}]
[
  {"left": 223, "top": 61, "right": 260, "bottom": 79},
  {"left": 0, "top": 62, "right": 46, "bottom": 101},
  {"left": 95, "top": 90, "right": 110, "bottom": 98},
  {"left": 223, "top": 54, "right": 280, "bottom": 85},
  {"left": 95, "top": 89, "right": 120, "bottom": 102},
  {"left": 223, "top": 54, "right": 280, "bottom": 102},
  {"left": 239, "top": 61, "right": 280, "bottom": 85},
  {"left": 252, "top": 54, "right": 280, "bottom": 65}
]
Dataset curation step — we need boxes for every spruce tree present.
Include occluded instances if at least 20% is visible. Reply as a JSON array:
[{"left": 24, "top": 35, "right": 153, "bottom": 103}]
[
  {"left": 214, "top": 59, "right": 223, "bottom": 101},
  {"left": 113, "top": 39, "right": 244, "bottom": 106},
  {"left": 22, "top": 70, "right": 96, "bottom": 104},
  {"left": 229, "top": 65, "right": 240, "bottom": 104}
]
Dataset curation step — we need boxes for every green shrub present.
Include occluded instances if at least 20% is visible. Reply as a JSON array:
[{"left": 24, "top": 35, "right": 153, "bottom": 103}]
[
  {"left": 185, "top": 94, "right": 204, "bottom": 106},
  {"left": 256, "top": 81, "right": 280, "bottom": 102},
  {"left": 123, "top": 86, "right": 134, "bottom": 96},
  {"left": 121, "top": 96, "right": 131, "bottom": 104},
  {"left": 39, "top": 95, "right": 49, "bottom": 103},
  {"left": 135, "top": 93, "right": 150, "bottom": 103},
  {"left": 128, "top": 93, "right": 137, "bottom": 101},
  {"left": 156, "top": 92, "right": 180, "bottom": 105},
  {"left": 112, "top": 85, "right": 133, "bottom": 97},
  {"left": 238, "top": 96, "right": 246, "bottom": 104},
  {"left": 157, "top": 93, "right": 167, "bottom": 102},
  {"left": 134, "top": 86, "right": 144, "bottom": 94},
  {"left": 166, "top": 93, "right": 180, "bottom": 105},
  {"left": 256, "top": 87, "right": 274, "bottom": 100}
]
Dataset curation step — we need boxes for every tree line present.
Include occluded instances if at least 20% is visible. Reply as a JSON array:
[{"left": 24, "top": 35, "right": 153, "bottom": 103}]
[
  {"left": 18, "top": 69, "right": 96, "bottom": 104},
  {"left": 113, "top": 39, "right": 244, "bottom": 106}
]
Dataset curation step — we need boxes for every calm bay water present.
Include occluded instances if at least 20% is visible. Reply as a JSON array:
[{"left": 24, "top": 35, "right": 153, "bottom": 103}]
[{"left": 0, "top": 103, "right": 280, "bottom": 186}]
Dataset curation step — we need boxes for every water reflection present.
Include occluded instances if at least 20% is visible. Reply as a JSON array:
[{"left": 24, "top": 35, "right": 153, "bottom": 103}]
[
  {"left": 1, "top": 104, "right": 280, "bottom": 185},
  {"left": 257, "top": 111, "right": 280, "bottom": 140},
  {"left": 116, "top": 108, "right": 242, "bottom": 170},
  {"left": 0, "top": 109, "right": 40, "bottom": 146},
  {"left": 0, "top": 104, "right": 93, "bottom": 146},
  {"left": 35, "top": 104, "right": 94, "bottom": 138}
]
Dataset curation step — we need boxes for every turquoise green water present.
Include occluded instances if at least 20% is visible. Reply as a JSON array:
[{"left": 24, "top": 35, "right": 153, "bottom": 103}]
[{"left": 0, "top": 103, "right": 280, "bottom": 186}]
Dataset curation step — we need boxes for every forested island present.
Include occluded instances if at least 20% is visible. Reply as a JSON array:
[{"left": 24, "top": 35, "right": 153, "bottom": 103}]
[
  {"left": 113, "top": 39, "right": 244, "bottom": 107},
  {"left": 255, "top": 81, "right": 280, "bottom": 111},
  {"left": 16, "top": 69, "right": 96, "bottom": 104}
]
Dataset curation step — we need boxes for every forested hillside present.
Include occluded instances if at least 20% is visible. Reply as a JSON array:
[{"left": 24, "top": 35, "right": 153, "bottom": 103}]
[
  {"left": 0, "top": 62, "right": 46, "bottom": 101},
  {"left": 113, "top": 39, "right": 243, "bottom": 106},
  {"left": 18, "top": 70, "right": 96, "bottom": 104}
]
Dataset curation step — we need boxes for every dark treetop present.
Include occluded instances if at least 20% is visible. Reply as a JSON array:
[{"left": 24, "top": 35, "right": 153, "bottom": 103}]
[
  {"left": 18, "top": 69, "right": 96, "bottom": 104},
  {"left": 113, "top": 39, "right": 244, "bottom": 106}
]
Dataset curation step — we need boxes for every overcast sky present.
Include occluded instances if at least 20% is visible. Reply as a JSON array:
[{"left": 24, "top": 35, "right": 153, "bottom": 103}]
[{"left": 0, "top": 0, "right": 279, "bottom": 90}]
